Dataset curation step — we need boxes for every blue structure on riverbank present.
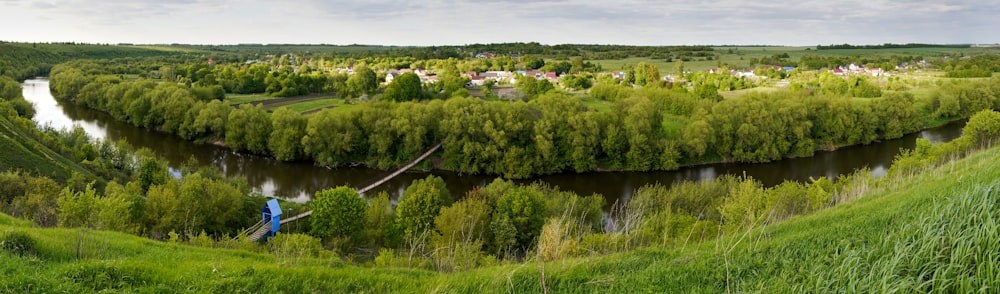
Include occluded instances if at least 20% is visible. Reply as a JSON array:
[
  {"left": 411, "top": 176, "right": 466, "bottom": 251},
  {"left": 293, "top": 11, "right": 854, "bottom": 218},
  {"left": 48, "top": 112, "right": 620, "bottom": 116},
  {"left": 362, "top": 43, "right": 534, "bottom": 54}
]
[{"left": 261, "top": 199, "right": 282, "bottom": 239}]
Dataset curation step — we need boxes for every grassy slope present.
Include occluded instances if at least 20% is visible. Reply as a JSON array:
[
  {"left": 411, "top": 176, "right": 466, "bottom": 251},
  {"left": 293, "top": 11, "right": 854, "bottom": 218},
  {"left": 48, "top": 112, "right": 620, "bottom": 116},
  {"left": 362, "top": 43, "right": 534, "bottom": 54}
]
[
  {"left": 0, "top": 115, "right": 96, "bottom": 183},
  {"left": 437, "top": 145, "right": 1000, "bottom": 292},
  {"left": 3, "top": 142, "right": 1000, "bottom": 292}
]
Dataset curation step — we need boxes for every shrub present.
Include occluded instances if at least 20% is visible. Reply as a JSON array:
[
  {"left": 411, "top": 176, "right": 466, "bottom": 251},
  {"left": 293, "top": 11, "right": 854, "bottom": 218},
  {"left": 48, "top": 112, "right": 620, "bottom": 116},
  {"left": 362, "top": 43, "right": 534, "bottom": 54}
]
[{"left": 0, "top": 231, "right": 37, "bottom": 257}]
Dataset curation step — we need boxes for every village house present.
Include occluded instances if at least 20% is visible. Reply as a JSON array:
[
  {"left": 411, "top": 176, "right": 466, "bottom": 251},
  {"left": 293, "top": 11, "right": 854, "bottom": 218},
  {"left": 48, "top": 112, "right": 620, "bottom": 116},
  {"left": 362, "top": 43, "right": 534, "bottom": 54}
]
[{"left": 611, "top": 71, "right": 626, "bottom": 81}]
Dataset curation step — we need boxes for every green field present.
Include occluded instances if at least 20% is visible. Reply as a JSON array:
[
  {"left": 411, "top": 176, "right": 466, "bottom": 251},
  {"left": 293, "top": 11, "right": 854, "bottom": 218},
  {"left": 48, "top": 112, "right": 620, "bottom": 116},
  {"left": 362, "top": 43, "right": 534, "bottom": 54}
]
[
  {"left": 226, "top": 94, "right": 351, "bottom": 114},
  {"left": 4, "top": 126, "right": 999, "bottom": 292},
  {"left": 278, "top": 98, "right": 345, "bottom": 113},
  {"left": 580, "top": 97, "right": 612, "bottom": 112},
  {"left": 225, "top": 94, "right": 276, "bottom": 105}
]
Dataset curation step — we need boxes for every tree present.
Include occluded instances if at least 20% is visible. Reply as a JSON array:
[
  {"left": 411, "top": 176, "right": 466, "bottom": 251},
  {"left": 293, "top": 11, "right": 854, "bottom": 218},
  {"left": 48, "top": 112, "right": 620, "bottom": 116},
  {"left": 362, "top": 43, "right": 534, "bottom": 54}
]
[
  {"left": 681, "top": 113, "right": 713, "bottom": 158},
  {"left": 491, "top": 186, "right": 546, "bottom": 253},
  {"left": 383, "top": 72, "right": 423, "bottom": 102},
  {"left": 226, "top": 103, "right": 272, "bottom": 154},
  {"left": 432, "top": 193, "right": 490, "bottom": 249},
  {"left": 396, "top": 175, "right": 452, "bottom": 241},
  {"left": 56, "top": 185, "right": 99, "bottom": 228},
  {"left": 137, "top": 157, "right": 168, "bottom": 194},
  {"left": 365, "top": 192, "right": 400, "bottom": 248},
  {"left": 192, "top": 100, "right": 230, "bottom": 139},
  {"left": 269, "top": 107, "right": 307, "bottom": 161},
  {"left": 310, "top": 186, "right": 366, "bottom": 240},
  {"left": 521, "top": 56, "right": 545, "bottom": 70},
  {"left": 347, "top": 66, "right": 378, "bottom": 98},
  {"left": 962, "top": 109, "right": 1000, "bottom": 148},
  {"left": 302, "top": 110, "right": 361, "bottom": 166}
]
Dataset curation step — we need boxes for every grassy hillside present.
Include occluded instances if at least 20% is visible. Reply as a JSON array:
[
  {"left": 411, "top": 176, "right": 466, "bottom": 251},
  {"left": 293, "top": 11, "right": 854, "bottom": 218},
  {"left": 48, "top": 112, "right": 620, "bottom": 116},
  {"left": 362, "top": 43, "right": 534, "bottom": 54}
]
[
  {"left": 3, "top": 138, "right": 1000, "bottom": 292},
  {"left": 0, "top": 114, "right": 98, "bottom": 184}
]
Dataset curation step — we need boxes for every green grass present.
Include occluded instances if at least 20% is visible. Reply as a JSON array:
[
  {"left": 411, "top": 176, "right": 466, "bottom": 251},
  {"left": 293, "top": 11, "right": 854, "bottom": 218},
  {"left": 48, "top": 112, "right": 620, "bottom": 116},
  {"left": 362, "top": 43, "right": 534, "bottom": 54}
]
[
  {"left": 581, "top": 97, "right": 612, "bottom": 112},
  {"left": 225, "top": 94, "right": 276, "bottom": 105},
  {"left": 0, "top": 115, "right": 98, "bottom": 184},
  {"left": 280, "top": 98, "right": 345, "bottom": 113},
  {"left": 6, "top": 134, "right": 999, "bottom": 291}
]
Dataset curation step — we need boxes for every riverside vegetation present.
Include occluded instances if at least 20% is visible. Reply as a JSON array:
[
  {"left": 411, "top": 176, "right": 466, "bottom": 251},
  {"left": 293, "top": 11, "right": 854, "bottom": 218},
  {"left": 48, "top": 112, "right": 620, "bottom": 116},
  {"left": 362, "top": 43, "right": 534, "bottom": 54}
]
[
  {"left": 5, "top": 65, "right": 1000, "bottom": 290},
  {"left": 3, "top": 43, "right": 1000, "bottom": 291},
  {"left": 47, "top": 49, "right": 1000, "bottom": 178},
  {"left": 2, "top": 101, "right": 1000, "bottom": 291}
]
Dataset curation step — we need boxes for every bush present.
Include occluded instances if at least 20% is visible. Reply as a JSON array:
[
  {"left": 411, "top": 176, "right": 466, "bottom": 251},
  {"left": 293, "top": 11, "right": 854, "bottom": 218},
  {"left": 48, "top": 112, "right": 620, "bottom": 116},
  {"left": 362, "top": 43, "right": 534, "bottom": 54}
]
[{"left": 0, "top": 231, "right": 37, "bottom": 257}]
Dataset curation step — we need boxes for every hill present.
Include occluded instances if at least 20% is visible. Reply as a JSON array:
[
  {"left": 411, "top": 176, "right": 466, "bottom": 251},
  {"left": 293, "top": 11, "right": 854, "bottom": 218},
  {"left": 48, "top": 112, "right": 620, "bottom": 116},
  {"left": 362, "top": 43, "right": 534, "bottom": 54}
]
[
  {"left": 0, "top": 42, "right": 179, "bottom": 81},
  {"left": 3, "top": 130, "right": 999, "bottom": 292},
  {"left": 0, "top": 108, "right": 100, "bottom": 186}
]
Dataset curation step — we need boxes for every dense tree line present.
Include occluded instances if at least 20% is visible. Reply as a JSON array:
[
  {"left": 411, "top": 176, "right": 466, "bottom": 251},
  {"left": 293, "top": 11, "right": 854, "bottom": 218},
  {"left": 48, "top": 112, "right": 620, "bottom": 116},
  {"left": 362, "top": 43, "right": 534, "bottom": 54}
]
[
  {"left": 0, "top": 42, "right": 177, "bottom": 81},
  {"left": 51, "top": 57, "right": 1000, "bottom": 178},
  {"left": 816, "top": 43, "right": 970, "bottom": 50},
  {"left": 944, "top": 54, "right": 1000, "bottom": 78}
]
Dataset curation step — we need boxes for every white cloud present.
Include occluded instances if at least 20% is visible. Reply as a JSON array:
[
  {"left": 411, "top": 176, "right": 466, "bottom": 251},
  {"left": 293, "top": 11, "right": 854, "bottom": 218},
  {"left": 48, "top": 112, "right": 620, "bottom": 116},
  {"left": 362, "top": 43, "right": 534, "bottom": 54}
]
[{"left": 0, "top": 0, "right": 994, "bottom": 45}]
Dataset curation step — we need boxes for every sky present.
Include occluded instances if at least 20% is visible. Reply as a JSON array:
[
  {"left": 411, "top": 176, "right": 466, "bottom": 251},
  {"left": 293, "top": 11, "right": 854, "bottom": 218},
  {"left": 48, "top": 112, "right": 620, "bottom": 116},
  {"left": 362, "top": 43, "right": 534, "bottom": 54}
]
[{"left": 1, "top": 0, "right": 996, "bottom": 46}]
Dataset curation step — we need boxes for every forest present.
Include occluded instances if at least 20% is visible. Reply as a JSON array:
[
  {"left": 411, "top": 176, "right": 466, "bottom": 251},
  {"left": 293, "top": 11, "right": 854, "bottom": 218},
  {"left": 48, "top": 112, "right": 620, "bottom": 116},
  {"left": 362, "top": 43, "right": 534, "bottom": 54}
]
[{"left": 46, "top": 53, "right": 1000, "bottom": 178}]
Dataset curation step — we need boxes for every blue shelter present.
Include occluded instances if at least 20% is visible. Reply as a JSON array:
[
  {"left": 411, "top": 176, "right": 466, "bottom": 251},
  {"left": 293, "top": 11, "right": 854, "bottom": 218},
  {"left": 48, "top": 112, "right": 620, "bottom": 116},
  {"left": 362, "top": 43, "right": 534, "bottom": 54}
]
[{"left": 261, "top": 199, "right": 282, "bottom": 239}]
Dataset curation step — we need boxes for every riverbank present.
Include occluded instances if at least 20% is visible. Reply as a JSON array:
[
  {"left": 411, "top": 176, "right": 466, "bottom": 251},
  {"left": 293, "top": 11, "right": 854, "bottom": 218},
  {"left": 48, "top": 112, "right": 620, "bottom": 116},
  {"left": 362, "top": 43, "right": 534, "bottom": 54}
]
[
  {"left": 24, "top": 78, "right": 972, "bottom": 204},
  {"left": 4, "top": 129, "right": 998, "bottom": 292}
]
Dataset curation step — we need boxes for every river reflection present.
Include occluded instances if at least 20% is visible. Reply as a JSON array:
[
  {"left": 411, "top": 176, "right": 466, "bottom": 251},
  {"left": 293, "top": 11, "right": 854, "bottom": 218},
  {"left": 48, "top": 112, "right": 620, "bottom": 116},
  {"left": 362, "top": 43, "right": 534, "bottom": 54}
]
[{"left": 22, "top": 79, "right": 964, "bottom": 207}]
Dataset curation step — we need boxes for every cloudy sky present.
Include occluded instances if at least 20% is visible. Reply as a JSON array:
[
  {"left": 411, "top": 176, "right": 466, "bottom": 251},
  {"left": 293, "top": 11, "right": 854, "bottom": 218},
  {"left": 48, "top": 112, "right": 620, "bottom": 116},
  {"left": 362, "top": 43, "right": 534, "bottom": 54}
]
[{"left": 1, "top": 0, "right": 995, "bottom": 46}]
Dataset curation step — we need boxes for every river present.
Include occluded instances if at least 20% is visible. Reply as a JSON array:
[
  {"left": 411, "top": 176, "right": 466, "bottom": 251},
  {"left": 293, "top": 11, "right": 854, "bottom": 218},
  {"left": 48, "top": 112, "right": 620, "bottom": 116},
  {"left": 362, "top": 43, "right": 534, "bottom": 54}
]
[{"left": 21, "top": 78, "right": 965, "bottom": 206}]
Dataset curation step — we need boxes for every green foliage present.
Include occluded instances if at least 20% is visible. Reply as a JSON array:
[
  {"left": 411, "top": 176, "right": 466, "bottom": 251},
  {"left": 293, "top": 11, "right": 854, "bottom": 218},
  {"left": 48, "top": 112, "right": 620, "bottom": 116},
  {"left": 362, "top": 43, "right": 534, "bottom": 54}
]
[
  {"left": 632, "top": 62, "right": 661, "bottom": 87},
  {"left": 514, "top": 75, "right": 554, "bottom": 99},
  {"left": 396, "top": 176, "right": 451, "bottom": 241},
  {"left": 57, "top": 185, "right": 100, "bottom": 228},
  {"left": 491, "top": 186, "right": 546, "bottom": 254},
  {"left": 383, "top": 72, "right": 424, "bottom": 102},
  {"left": 945, "top": 55, "right": 1000, "bottom": 78},
  {"left": 225, "top": 103, "right": 271, "bottom": 154},
  {"left": 433, "top": 193, "right": 490, "bottom": 248},
  {"left": 309, "top": 186, "right": 366, "bottom": 241},
  {"left": 430, "top": 193, "right": 495, "bottom": 272},
  {"left": 875, "top": 92, "right": 921, "bottom": 139},
  {"left": 137, "top": 157, "right": 167, "bottom": 193},
  {"left": 962, "top": 109, "right": 1000, "bottom": 148},
  {"left": 558, "top": 73, "right": 593, "bottom": 90},
  {"left": 848, "top": 76, "right": 882, "bottom": 98},
  {"left": 268, "top": 107, "right": 307, "bottom": 161},
  {"left": 364, "top": 192, "right": 400, "bottom": 249},
  {"left": 0, "top": 42, "right": 174, "bottom": 81},
  {"left": 269, "top": 233, "right": 325, "bottom": 266},
  {"left": 589, "top": 81, "right": 630, "bottom": 101},
  {"left": 0, "top": 114, "right": 99, "bottom": 185},
  {"left": 0, "top": 231, "right": 37, "bottom": 257},
  {"left": 142, "top": 173, "right": 246, "bottom": 238},
  {"left": 347, "top": 66, "right": 378, "bottom": 98},
  {"left": 41, "top": 46, "right": 1000, "bottom": 182}
]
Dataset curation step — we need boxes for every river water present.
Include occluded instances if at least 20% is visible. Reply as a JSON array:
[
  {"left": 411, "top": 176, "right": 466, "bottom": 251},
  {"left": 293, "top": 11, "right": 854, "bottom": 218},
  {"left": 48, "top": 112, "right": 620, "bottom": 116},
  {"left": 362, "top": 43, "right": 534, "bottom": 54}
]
[{"left": 22, "top": 79, "right": 965, "bottom": 206}]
